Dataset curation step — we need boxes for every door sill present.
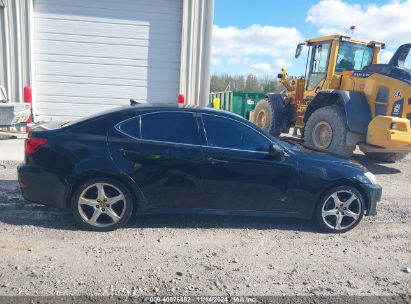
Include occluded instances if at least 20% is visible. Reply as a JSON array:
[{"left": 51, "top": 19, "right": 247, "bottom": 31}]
[{"left": 145, "top": 207, "right": 307, "bottom": 219}]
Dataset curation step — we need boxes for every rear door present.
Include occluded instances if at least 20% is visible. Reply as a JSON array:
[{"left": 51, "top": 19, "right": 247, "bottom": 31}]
[
  {"left": 200, "top": 114, "right": 297, "bottom": 213},
  {"left": 108, "top": 111, "right": 204, "bottom": 209}
]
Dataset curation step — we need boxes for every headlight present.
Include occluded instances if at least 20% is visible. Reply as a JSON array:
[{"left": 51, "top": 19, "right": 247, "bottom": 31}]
[{"left": 364, "top": 172, "right": 377, "bottom": 184}]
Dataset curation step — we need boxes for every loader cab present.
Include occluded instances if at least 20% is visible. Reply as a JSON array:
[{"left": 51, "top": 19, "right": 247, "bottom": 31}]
[{"left": 299, "top": 36, "right": 381, "bottom": 93}]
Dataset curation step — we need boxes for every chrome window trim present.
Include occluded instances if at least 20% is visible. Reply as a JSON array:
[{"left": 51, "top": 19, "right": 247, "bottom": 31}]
[{"left": 200, "top": 145, "right": 270, "bottom": 154}]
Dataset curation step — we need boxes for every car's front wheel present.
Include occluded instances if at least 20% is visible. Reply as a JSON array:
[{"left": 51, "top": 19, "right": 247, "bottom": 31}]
[
  {"left": 71, "top": 178, "right": 133, "bottom": 231},
  {"left": 315, "top": 186, "right": 365, "bottom": 233}
]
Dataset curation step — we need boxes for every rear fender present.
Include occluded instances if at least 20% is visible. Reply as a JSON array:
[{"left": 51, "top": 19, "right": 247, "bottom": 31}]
[{"left": 304, "top": 90, "right": 372, "bottom": 135}]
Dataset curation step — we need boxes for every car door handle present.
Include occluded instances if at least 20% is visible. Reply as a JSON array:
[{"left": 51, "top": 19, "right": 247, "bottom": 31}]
[
  {"left": 118, "top": 148, "right": 143, "bottom": 156},
  {"left": 207, "top": 157, "right": 229, "bottom": 164}
]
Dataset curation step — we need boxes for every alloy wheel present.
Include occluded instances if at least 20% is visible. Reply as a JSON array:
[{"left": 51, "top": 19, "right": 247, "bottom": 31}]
[
  {"left": 321, "top": 190, "right": 362, "bottom": 231},
  {"left": 77, "top": 183, "right": 127, "bottom": 228}
]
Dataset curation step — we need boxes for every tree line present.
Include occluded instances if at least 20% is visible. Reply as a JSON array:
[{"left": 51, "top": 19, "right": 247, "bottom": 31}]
[{"left": 210, "top": 74, "right": 283, "bottom": 93}]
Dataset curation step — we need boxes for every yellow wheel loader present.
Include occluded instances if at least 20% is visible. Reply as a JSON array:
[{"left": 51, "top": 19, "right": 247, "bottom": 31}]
[{"left": 252, "top": 35, "right": 411, "bottom": 162}]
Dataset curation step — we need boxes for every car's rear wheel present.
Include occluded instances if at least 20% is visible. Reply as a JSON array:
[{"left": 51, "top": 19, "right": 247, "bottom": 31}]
[
  {"left": 71, "top": 178, "right": 133, "bottom": 231},
  {"left": 315, "top": 186, "right": 365, "bottom": 233}
]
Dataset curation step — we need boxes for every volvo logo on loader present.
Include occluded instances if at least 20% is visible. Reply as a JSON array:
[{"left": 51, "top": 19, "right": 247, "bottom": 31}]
[{"left": 394, "top": 91, "right": 403, "bottom": 99}]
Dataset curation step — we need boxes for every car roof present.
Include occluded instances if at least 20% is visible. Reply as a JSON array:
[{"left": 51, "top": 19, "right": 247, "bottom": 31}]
[
  {"left": 63, "top": 102, "right": 247, "bottom": 131},
  {"left": 116, "top": 103, "right": 244, "bottom": 120}
]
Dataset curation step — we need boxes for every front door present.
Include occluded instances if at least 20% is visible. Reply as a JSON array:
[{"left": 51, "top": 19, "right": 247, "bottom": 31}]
[
  {"left": 306, "top": 41, "right": 332, "bottom": 92},
  {"left": 200, "top": 114, "right": 297, "bottom": 213}
]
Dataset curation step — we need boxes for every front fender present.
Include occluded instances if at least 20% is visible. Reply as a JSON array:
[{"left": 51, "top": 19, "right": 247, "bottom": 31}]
[{"left": 304, "top": 90, "right": 372, "bottom": 135}]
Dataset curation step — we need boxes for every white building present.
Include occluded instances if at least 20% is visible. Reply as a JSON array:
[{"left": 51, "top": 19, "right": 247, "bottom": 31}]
[{"left": 0, "top": 0, "right": 214, "bottom": 121}]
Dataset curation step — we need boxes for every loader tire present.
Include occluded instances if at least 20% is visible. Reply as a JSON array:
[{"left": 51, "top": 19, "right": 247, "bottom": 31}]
[
  {"left": 362, "top": 152, "right": 408, "bottom": 163},
  {"left": 252, "top": 94, "right": 292, "bottom": 137},
  {"left": 304, "top": 105, "right": 355, "bottom": 158}
]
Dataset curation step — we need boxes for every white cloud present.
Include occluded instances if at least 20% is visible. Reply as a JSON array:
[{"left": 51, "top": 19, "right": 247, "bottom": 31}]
[
  {"left": 227, "top": 57, "right": 251, "bottom": 65},
  {"left": 250, "top": 62, "right": 273, "bottom": 75},
  {"left": 212, "top": 25, "right": 303, "bottom": 58},
  {"left": 306, "top": 0, "right": 411, "bottom": 48},
  {"left": 211, "top": 56, "right": 222, "bottom": 66},
  {"left": 380, "top": 50, "right": 395, "bottom": 63},
  {"left": 212, "top": 25, "right": 304, "bottom": 75},
  {"left": 274, "top": 58, "right": 292, "bottom": 70}
]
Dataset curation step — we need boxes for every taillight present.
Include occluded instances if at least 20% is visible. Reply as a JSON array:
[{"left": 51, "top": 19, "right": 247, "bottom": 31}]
[{"left": 25, "top": 138, "right": 48, "bottom": 154}]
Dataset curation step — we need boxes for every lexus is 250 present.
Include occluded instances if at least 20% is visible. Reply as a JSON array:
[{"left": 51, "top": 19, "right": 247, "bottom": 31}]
[{"left": 18, "top": 104, "right": 382, "bottom": 233}]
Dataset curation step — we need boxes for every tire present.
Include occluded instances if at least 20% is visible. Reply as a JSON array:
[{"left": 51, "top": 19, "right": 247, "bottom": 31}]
[
  {"left": 362, "top": 151, "right": 408, "bottom": 163},
  {"left": 315, "top": 186, "right": 365, "bottom": 233},
  {"left": 252, "top": 94, "right": 292, "bottom": 137},
  {"left": 304, "top": 105, "right": 355, "bottom": 158},
  {"left": 71, "top": 178, "right": 134, "bottom": 232}
]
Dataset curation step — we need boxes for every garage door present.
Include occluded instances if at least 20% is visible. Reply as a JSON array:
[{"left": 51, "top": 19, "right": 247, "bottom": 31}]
[{"left": 33, "top": 0, "right": 183, "bottom": 121}]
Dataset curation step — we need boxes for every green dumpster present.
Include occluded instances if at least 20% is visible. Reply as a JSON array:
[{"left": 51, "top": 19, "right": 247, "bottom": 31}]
[{"left": 209, "top": 91, "right": 267, "bottom": 120}]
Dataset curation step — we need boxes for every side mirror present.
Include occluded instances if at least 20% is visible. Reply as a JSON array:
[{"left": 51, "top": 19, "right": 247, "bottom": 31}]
[
  {"left": 295, "top": 43, "right": 305, "bottom": 59},
  {"left": 269, "top": 143, "right": 284, "bottom": 159}
]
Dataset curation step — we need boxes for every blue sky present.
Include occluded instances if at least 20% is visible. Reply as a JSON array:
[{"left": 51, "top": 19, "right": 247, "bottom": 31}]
[{"left": 211, "top": 0, "right": 410, "bottom": 77}]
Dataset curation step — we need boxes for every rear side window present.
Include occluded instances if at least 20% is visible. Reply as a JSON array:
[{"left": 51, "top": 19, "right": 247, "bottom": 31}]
[
  {"left": 118, "top": 117, "right": 141, "bottom": 139},
  {"left": 202, "top": 114, "right": 270, "bottom": 151},
  {"left": 141, "top": 112, "right": 199, "bottom": 145}
]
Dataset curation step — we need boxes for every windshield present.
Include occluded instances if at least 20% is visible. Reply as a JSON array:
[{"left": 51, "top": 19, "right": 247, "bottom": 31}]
[{"left": 336, "top": 41, "right": 374, "bottom": 72}]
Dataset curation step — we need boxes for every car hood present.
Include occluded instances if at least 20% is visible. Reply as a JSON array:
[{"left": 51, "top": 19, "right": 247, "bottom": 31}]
[{"left": 288, "top": 144, "right": 367, "bottom": 172}]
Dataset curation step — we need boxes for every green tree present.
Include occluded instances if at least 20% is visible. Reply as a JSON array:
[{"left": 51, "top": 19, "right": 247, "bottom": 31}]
[
  {"left": 261, "top": 75, "right": 280, "bottom": 93},
  {"left": 210, "top": 74, "right": 281, "bottom": 93},
  {"left": 245, "top": 74, "right": 262, "bottom": 91},
  {"left": 210, "top": 75, "right": 225, "bottom": 92}
]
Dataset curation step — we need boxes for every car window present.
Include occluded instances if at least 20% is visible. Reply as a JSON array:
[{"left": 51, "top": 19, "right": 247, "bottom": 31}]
[
  {"left": 202, "top": 114, "right": 270, "bottom": 151},
  {"left": 141, "top": 112, "right": 199, "bottom": 145},
  {"left": 118, "top": 117, "right": 141, "bottom": 139}
]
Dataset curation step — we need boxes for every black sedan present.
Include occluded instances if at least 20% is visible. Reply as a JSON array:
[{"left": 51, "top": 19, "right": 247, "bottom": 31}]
[{"left": 18, "top": 104, "right": 382, "bottom": 233}]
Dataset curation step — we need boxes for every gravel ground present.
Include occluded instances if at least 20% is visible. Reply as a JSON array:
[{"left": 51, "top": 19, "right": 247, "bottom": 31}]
[{"left": 0, "top": 153, "right": 410, "bottom": 298}]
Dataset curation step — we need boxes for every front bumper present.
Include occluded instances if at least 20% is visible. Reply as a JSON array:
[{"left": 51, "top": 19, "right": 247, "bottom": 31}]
[
  {"left": 362, "top": 183, "right": 382, "bottom": 216},
  {"left": 366, "top": 116, "right": 411, "bottom": 152},
  {"left": 18, "top": 164, "right": 69, "bottom": 209}
]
